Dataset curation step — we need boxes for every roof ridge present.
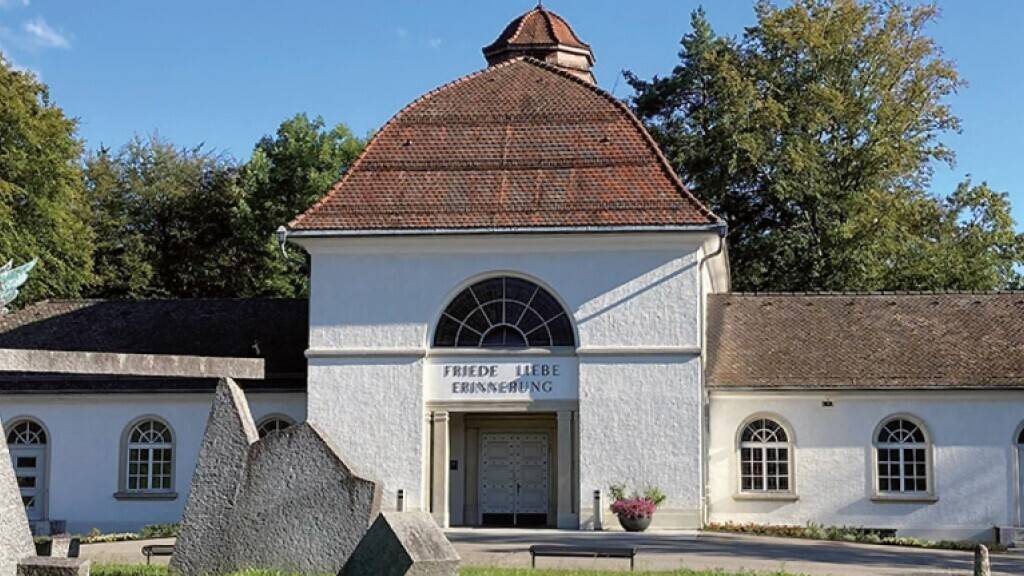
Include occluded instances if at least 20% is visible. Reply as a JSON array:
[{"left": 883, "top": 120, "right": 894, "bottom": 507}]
[
  {"left": 539, "top": 7, "right": 559, "bottom": 46},
  {"left": 516, "top": 57, "right": 720, "bottom": 225},
  {"left": 538, "top": 7, "right": 589, "bottom": 48}
]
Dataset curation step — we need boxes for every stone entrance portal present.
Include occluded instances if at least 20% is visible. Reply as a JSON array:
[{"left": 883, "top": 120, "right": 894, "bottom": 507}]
[{"left": 427, "top": 410, "right": 578, "bottom": 529}]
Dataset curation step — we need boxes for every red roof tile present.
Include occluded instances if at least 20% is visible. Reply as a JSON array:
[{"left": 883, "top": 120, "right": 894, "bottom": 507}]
[
  {"left": 290, "top": 58, "right": 718, "bottom": 233},
  {"left": 706, "top": 292, "right": 1024, "bottom": 389}
]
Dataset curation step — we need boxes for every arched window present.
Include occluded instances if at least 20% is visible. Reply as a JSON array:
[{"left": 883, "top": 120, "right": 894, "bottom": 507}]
[
  {"left": 875, "top": 417, "right": 930, "bottom": 494},
  {"left": 739, "top": 418, "right": 791, "bottom": 492},
  {"left": 124, "top": 418, "right": 174, "bottom": 493},
  {"left": 256, "top": 415, "right": 294, "bottom": 438},
  {"left": 6, "top": 420, "right": 46, "bottom": 446},
  {"left": 433, "top": 277, "right": 574, "bottom": 348}
]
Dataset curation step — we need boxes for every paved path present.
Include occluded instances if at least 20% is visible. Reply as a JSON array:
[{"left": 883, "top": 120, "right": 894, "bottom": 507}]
[{"left": 80, "top": 531, "right": 1024, "bottom": 575}]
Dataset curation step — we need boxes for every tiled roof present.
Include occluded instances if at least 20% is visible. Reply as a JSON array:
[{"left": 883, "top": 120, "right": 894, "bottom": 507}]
[
  {"left": 0, "top": 299, "right": 308, "bottom": 392},
  {"left": 289, "top": 58, "right": 719, "bottom": 232},
  {"left": 706, "top": 292, "right": 1024, "bottom": 390},
  {"left": 482, "top": 6, "right": 590, "bottom": 53}
]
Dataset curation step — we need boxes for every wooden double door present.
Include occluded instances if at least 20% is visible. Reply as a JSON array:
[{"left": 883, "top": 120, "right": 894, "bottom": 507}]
[{"left": 479, "top": 432, "right": 550, "bottom": 527}]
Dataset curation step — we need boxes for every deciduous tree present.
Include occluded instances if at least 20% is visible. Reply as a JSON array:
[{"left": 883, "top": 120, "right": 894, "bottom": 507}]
[
  {"left": 0, "top": 55, "right": 94, "bottom": 302},
  {"left": 240, "top": 114, "right": 363, "bottom": 297},
  {"left": 627, "top": 0, "right": 1022, "bottom": 291}
]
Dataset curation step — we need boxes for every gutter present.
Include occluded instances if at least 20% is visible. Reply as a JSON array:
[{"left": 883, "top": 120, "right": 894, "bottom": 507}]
[
  {"left": 284, "top": 222, "right": 726, "bottom": 239},
  {"left": 698, "top": 224, "right": 727, "bottom": 528}
]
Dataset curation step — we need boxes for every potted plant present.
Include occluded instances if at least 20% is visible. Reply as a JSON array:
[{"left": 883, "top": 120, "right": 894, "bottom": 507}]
[{"left": 609, "top": 484, "right": 667, "bottom": 532}]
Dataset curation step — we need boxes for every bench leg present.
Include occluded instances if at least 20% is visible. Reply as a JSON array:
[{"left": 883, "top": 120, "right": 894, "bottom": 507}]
[
  {"left": 630, "top": 556, "right": 635, "bottom": 571},
  {"left": 531, "top": 554, "right": 535, "bottom": 569}
]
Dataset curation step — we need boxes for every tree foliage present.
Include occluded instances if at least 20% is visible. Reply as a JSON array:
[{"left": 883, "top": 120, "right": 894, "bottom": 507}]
[
  {"left": 82, "top": 115, "right": 363, "bottom": 299},
  {"left": 85, "top": 138, "right": 257, "bottom": 298},
  {"left": 240, "top": 114, "right": 364, "bottom": 297},
  {"left": 627, "top": 0, "right": 1023, "bottom": 291},
  {"left": 0, "top": 55, "right": 94, "bottom": 302}
]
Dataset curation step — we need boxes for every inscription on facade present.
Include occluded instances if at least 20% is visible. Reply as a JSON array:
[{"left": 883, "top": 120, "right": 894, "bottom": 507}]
[{"left": 426, "top": 358, "right": 577, "bottom": 402}]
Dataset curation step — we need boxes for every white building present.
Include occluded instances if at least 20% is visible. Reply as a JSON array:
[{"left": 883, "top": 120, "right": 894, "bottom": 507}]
[{"left": 2, "top": 6, "right": 1024, "bottom": 543}]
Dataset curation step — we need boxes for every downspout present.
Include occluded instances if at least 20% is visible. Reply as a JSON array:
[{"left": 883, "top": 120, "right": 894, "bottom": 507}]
[{"left": 697, "top": 224, "right": 727, "bottom": 529}]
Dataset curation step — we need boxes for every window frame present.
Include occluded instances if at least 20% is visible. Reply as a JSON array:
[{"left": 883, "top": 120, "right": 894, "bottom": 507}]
[
  {"left": 4, "top": 416, "right": 50, "bottom": 520},
  {"left": 431, "top": 274, "right": 576, "bottom": 350},
  {"left": 256, "top": 414, "right": 296, "bottom": 438},
  {"left": 1013, "top": 421, "right": 1024, "bottom": 527},
  {"left": 115, "top": 416, "right": 177, "bottom": 500},
  {"left": 871, "top": 414, "right": 937, "bottom": 503},
  {"left": 733, "top": 414, "right": 798, "bottom": 501}
]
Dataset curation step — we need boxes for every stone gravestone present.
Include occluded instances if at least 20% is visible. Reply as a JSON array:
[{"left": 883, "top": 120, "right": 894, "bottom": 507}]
[
  {"left": 16, "top": 558, "right": 89, "bottom": 576},
  {"left": 172, "top": 379, "right": 382, "bottom": 576},
  {"left": 171, "top": 378, "right": 259, "bottom": 576},
  {"left": 0, "top": 415, "right": 35, "bottom": 576},
  {"left": 341, "top": 511, "right": 460, "bottom": 576}
]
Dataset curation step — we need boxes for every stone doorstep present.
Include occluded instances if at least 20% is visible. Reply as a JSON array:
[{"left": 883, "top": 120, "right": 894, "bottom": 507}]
[{"left": 17, "top": 557, "right": 90, "bottom": 576}]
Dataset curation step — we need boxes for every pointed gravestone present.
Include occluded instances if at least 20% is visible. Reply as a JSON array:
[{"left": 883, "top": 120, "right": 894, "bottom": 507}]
[
  {"left": 228, "top": 423, "right": 382, "bottom": 573},
  {"left": 171, "top": 378, "right": 259, "bottom": 576},
  {"left": 172, "top": 379, "right": 382, "bottom": 576},
  {"left": 340, "top": 511, "right": 459, "bottom": 576},
  {"left": 0, "top": 415, "right": 35, "bottom": 576}
]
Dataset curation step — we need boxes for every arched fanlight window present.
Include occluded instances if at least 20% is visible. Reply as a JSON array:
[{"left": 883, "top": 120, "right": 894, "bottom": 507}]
[
  {"left": 875, "top": 417, "right": 930, "bottom": 494},
  {"left": 739, "top": 418, "right": 792, "bottom": 492},
  {"left": 256, "top": 416, "right": 294, "bottom": 438},
  {"left": 433, "top": 277, "right": 574, "bottom": 348},
  {"left": 6, "top": 420, "right": 47, "bottom": 445},
  {"left": 124, "top": 419, "right": 174, "bottom": 493}
]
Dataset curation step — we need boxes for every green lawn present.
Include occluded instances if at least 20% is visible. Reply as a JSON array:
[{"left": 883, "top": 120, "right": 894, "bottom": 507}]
[
  {"left": 93, "top": 565, "right": 802, "bottom": 576},
  {"left": 462, "top": 565, "right": 798, "bottom": 569}
]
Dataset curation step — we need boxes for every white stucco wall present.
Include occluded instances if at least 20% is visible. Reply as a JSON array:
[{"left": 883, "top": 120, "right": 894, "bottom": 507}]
[
  {"left": 579, "top": 356, "right": 703, "bottom": 529},
  {"left": 0, "top": 392, "right": 305, "bottom": 533},
  {"left": 300, "top": 233, "right": 712, "bottom": 523},
  {"left": 709, "top": 391, "right": 1024, "bottom": 541}
]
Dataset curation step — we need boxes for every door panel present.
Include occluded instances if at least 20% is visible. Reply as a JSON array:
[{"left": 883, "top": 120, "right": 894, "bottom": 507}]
[
  {"left": 480, "top": 434, "right": 516, "bottom": 517},
  {"left": 11, "top": 446, "right": 45, "bottom": 521},
  {"left": 516, "top": 434, "right": 549, "bottom": 514}
]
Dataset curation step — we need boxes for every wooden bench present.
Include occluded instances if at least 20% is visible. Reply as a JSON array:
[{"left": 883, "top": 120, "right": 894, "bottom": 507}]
[
  {"left": 141, "top": 544, "right": 176, "bottom": 565},
  {"left": 529, "top": 545, "right": 638, "bottom": 571}
]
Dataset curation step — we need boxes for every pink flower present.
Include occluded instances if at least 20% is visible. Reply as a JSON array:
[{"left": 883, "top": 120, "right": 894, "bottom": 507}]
[{"left": 610, "top": 497, "right": 658, "bottom": 520}]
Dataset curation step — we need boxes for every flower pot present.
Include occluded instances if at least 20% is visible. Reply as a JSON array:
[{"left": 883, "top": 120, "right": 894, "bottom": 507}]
[{"left": 617, "top": 515, "right": 652, "bottom": 532}]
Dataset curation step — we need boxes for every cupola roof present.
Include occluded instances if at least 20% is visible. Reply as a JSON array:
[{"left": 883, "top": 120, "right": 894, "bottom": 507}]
[{"left": 482, "top": 5, "right": 596, "bottom": 83}]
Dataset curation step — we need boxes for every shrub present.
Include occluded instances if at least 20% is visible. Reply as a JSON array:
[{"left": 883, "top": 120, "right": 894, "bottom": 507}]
[
  {"left": 705, "top": 521, "right": 1001, "bottom": 552},
  {"left": 140, "top": 524, "right": 180, "bottom": 539}
]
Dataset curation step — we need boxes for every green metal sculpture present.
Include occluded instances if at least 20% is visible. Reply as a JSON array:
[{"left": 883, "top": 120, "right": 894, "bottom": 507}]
[{"left": 0, "top": 258, "right": 37, "bottom": 314}]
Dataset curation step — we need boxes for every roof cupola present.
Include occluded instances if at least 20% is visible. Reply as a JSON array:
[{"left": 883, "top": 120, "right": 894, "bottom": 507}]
[{"left": 482, "top": 5, "right": 596, "bottom": 84}]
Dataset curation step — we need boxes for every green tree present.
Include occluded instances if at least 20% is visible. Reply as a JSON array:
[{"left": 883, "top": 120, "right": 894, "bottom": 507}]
[
  {"left": 240, "top": 113, "right": 364, "bottom": 297},
  {"left": 0, "top": 55, "right": 94, "bottom": 303},
  {"left": 84, "top": 137, "right": 257, "bottom": 298},
  {"left": 627, "top": 0, "right": 1022, "bottom": 291}
]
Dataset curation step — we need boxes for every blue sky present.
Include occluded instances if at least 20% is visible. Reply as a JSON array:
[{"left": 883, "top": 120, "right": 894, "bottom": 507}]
[{"left": 1, "top": 1, "right": 1022, "bottom": 228}]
